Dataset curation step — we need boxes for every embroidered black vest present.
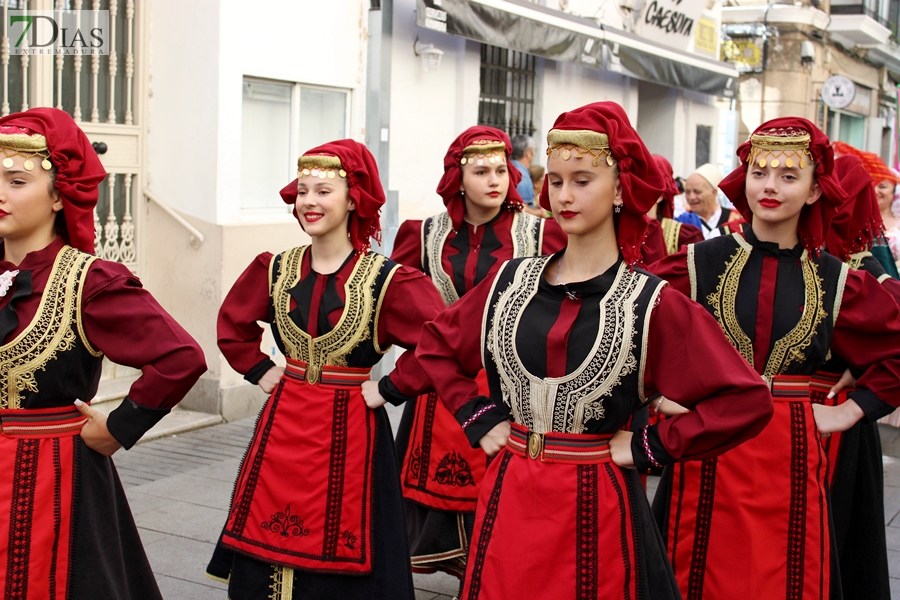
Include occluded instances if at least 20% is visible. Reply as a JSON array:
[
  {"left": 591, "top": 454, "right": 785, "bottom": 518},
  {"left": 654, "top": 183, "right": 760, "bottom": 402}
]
[
  {"left": 0, "top": 246, "right": 103, "bottom": 410},
  {"left": 421, "top": 210, "right": 545, "bottom": 306},
  {"left": 660, "top": 218, "right": 683, "bottom": 256},
  {"left": 688, "top": 234, "right": 848, "bottom": 378},
  {"left": 481, "top": 257, "right": 666, "bottom": 434},
  {"left": 267, "top": 247, "right": 399, "bottom": 374}
]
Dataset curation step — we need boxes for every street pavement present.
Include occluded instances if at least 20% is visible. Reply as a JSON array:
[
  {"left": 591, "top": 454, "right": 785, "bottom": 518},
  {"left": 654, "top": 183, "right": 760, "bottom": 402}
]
[{"left": 114, "top": 407, "right": 900, "bottom": 599}]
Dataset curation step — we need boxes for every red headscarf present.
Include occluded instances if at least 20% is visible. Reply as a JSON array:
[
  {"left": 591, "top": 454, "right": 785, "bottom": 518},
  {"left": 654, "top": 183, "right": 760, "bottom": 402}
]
[
  {"left": 280, "top": 139, "right": 384, "bottom": 253},
  {"left": 832, "top": 140, "right": 900, "bottom": 186},
  {"left": 0, "top": 108, "right": 106, "bottom": 254},
  {"left": 436, "top": 126, "right": 524, "bottom": 229},
  {"left": 827, "top": 154, "right": 884, "bottom": 258},
  {"left": 719, "top": 117, "right": 848, "bottom": 256},
  {"left": 653, "top": 155, "right": 679, "bottom": 219},
  {"left": 539, "top": 102, "right": 665, "bottom": 265}
]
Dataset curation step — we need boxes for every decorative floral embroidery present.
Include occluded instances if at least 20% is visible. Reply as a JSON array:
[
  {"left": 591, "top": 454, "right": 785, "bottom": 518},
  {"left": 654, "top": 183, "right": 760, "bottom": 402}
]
[
  {"left": 341, "top": 530, "right": 357, "bottom": 550},
  {"left": 0, "top": 270, "right": 18, "bottom": 297},
  {"left": 260, "top": 505, "right": 310, "bottom": 538},
  {"left": 434, "top": 451, "right": 475, "bottom": 487}
]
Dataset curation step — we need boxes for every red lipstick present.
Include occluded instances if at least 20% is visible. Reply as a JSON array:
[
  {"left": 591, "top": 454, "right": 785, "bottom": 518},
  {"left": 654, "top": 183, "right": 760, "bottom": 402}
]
[
  {"left": 758, "top": 198, "right": 781, "bottom": 208},
  {"left": 560, "top": 210, "right": 577, "bottom": 219}
]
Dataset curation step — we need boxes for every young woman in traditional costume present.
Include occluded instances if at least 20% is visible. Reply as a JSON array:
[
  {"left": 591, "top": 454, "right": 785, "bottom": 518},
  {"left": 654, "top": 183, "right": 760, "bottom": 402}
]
[
  {"left": 390, "top": 126, "right": 566, "bottom": 582},
  {"left": 807, "top": 153, "right": 900, "bottom": 600},
  {"left": 414, "top": 102, "right": 774, "bottom": 599},
  {"left": 644, "top": 155, "right": 704, "bottom": 261},
  {"left": 0, "top": 108, "right": 207, "bottom": 598},
  {"left": 207, "top": 140, "right": 444, "bottom": 599},
  {"left": 651, "top": 117, "right": 900, "bottom": 600}
]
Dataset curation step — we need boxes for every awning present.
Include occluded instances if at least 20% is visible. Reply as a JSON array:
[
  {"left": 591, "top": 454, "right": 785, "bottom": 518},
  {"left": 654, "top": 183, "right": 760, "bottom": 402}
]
[{"left": 417, "top": 0, "right": 738, "bottom": 98}]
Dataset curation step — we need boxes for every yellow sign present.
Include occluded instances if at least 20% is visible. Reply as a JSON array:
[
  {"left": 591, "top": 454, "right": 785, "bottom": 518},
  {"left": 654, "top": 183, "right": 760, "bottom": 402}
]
[
  {"left": 695, "top": 17, "right": 717, "bottom": 57},
  {"left": 721, "top": 38, "right": 761, "bottom": 69}
]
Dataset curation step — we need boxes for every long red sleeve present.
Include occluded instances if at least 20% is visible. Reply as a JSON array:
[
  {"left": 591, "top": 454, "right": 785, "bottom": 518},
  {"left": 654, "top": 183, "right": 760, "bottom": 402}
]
[
  {"left": 217, "top": 252, "right": 274, "bottom": 377},
  {"left": 391, "top": 220, "right": 424, "bottom": 270}
]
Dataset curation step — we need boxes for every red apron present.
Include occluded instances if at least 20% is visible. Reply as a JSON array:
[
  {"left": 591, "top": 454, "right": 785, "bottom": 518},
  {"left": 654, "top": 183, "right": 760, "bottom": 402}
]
[
  {"left": 809, "top": 371, "right": 847, "bottom": 488},
  {"left": 461, "top": 424, "right": 645, "bottom": 600},
  {"left": 401, "top": 370, "right": 490, "bottom": 512},
  {"left": 0, "top": 406, "right": 87, "bottom": 600},
  {"left": 664, "top": 375, "right": 831, "bottom": 599},
  {"left": 221, "top": 358, "right": 377, "bottom": 574}
]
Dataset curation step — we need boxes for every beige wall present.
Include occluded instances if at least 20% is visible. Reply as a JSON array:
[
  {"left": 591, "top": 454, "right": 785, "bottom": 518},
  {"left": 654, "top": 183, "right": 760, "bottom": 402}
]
[{"left": 142, "top": 202, "right": 310, "bottom": 421}]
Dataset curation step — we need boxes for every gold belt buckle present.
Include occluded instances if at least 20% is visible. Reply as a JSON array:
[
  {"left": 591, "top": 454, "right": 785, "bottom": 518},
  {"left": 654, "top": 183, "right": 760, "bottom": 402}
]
[
  {"left": 306, "top": 364, "right": 320, "bottom": 385},
  {"left": 527, "top": 432, "right": 544, "bottom": 460}
]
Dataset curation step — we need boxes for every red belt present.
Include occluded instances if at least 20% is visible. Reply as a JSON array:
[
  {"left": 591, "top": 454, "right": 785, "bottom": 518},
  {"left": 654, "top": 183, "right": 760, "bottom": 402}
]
[
  {"left": 284, "top": 357, "right": 371, "bottom": 386},
  {"left": 507, "top": 423, "right": 612, "bottom": 464},
  {"left": 767, "top": 374, "right": 812, "bottom": 402},
  {"left": 0, "top": 405, "right": 87, "bottom": 438}
]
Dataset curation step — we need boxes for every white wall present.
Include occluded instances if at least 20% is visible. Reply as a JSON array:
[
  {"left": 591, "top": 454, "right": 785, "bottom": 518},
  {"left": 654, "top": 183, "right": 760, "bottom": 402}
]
[
  {"left": 147, "top": 0, "right": 222, "bottom": 223},
  {"left": 216, "top": 0, "right": 369, "bottom": 224},
  {"left": 390, "top": 0, "right": 482, "bottom": 221}
]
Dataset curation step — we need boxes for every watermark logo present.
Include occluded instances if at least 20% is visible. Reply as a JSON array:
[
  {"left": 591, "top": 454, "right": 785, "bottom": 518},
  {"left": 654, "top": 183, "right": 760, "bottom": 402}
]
[{"left": 8, "top": 10, "right": 109, "bottom": 55}]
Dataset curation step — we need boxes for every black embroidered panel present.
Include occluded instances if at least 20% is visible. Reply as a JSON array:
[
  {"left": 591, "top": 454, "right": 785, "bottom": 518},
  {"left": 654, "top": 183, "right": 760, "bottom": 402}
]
[
  {"left": 414, "top": 393, "right": 438, "bottom": 490},
  {"left": 48, "top": 439, "right": 62, "bottom": 600},
  {"left": 231, "top": 379, "right": 285, "bottom": 535},
  {"left": 605, "top": 464, "right": 632, "bottom": 600},
  {"left": 465, "top": 451, "right": 512, "bottom": 600},
  {"left": 576, "top": 465, "right": 599, "bottom": 599},
  {"left": 786, "top": 403, "right": 807, "bottom": 600},
  {"left": 6, "top": 439, "right": 40, "bottom": 599},
  {"left": 687, "top": 458, "right": 717, "bottom": 600},
  {"left": 434, "top": 452, "right": 475, "bottom": 487},
  {"left": 323, "top": 389, "right": 350, "bottom": 558}
]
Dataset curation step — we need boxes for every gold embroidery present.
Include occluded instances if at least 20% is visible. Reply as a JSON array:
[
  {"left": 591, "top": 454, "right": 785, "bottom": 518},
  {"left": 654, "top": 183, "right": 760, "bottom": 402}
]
[
  {"left": 706, "top": 245, "right": 755, "bottom": 365},
  {"left": 687, "top": 243, "right": 698, "bottom": 301},
  {"left": 485, "top": 259, "right": 649, "bottom": 434},
  {"left": 0, "top": 247, "right": 98, "bottom": 409},
  {"left": 834, "top": 262, "right": 849, "bottom": 326},
  {"left": 424, "top": 212, "right": 458, "bottom": 306},
  {"left": 763, "top": 256, "right": 827, "bottom": 377},
  {"left": 639, "top": 281, "right": 667, "bottom": 402},
  {"left": 269, "top": 565, "right": 294, "bottom": 600},
  {"left": 271, "top": 247, "right": 386, "bottom": 375},
  {"left": 425, "top": 210, "right": 543, "bottom": 307},
  {"left": 847, "top": 251, "right": 871, "bottom": 271},
  {"left": 661, "top": 218, "right": 682, "bottom": 256},
  {"left": 372, "top": 263, "right": 401, "bottom": 354}
]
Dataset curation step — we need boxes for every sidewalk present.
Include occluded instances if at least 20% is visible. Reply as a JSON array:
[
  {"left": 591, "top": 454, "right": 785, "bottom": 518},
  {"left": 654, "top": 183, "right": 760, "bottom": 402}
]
[{"left": 114, "top": 410, "right": 900, "bottom": 599}]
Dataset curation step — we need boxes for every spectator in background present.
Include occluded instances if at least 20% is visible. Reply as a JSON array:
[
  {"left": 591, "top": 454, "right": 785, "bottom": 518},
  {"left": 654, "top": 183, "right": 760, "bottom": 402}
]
[
  {"left": 511, "top": 134, "right": 536, "bottom": 207},
  {"left": 525, "top": 163, "right": 546, "bottom": 216},
  {"left": 677, "top": 163, "right": 741, "bottom": 238}
]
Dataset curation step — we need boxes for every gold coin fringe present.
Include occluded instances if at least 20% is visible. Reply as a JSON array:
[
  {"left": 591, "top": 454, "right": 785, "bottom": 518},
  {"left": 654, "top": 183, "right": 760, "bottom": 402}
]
[
  {"left": 547, "top": 144, "right": 614, "bottom": 168},
  {"left": 460, "top": 150, "right": 506, "bottom": 166},
  {"left": 748, "top": 146, "right": 812, "bottom": 170},
  {"left": 298, "top": 167, "right": 348, "bottom": 180},
  {"left": 0, "top": 147, "right": 52, "bottom": 171}
]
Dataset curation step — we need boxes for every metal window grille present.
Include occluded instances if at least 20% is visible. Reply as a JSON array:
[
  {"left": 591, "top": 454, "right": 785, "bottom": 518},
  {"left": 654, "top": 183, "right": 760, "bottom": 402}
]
[{"left": 478, "top": 44, "right": 536, "bottom": 137}]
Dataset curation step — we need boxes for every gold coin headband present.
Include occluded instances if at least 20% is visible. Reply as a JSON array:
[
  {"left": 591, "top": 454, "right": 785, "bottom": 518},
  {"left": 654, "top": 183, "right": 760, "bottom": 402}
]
[
  {"left": 748, "top": 129, "right": 813, "bottom": 170},
  {"left": 298, "top": 155, "right": 347, "bottom": 180},
  {"left": 546, "top": 129, "right": 613, "bottom": 167},
  {"left": 460, "top": 140, "right": 507, "bottom": 166},
  {"left": 0, "top": 132, "right": 53, "bottom": 171}
]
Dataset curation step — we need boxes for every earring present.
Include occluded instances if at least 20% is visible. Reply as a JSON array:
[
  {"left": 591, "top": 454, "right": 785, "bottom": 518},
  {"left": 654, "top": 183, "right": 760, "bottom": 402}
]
[
  {"left": 614, "top": 205, "right": 621, "bottom": 214},
  {"left": 460, "top": 190, "right": 465, "bottom": 197}
]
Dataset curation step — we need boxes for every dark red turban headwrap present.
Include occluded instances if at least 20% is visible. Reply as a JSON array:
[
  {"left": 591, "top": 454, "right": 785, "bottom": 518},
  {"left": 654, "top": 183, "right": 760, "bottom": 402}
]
[
  {"left": 827, "top": 154, "right": 883, "bottom": 258},
  {"left": 279, "top": 139, "right": 384, "bottom": 253},
  {"left": 653, "top": 155, "right": 679, "bottom": 220},
  {"left": 436, "top": 125, "right": 524, "bottom": 229},
  {"left": 719, "top": 117, "right": 848, "bottom": 257},
  {"left": 539, "top": 102, "right": 665, "bottom": 265},
  {"left": 0, "top": 108, "right": 106, "bottom": 254}
]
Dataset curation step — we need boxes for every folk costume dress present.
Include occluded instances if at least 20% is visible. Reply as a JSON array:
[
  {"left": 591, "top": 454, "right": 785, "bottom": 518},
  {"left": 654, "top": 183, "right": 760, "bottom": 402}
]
[
  {"left": 0, "top": 110, "right": 207, "bottom": 599},
  {"left": 650, "top": 119, "right": 900, "bottom": 600},
  {"left": 207, "top": 141, "right": 444, "bottom": 600},
  {"left": 390, "top": 126, "right": 566, "bottom": 578},
  {"left": 415, "top": 103, "right": 775, "bottom": 600},
  {"left": 808, "top": 154, "right": 900, "bottom": 600}
]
